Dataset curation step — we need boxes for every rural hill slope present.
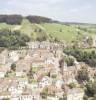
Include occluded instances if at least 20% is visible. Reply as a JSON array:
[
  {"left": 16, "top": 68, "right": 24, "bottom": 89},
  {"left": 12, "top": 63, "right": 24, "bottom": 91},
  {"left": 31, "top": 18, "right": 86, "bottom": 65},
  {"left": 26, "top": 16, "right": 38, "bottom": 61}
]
[{"left": 0, "top": 16, "right": 96, "bottom": 43}]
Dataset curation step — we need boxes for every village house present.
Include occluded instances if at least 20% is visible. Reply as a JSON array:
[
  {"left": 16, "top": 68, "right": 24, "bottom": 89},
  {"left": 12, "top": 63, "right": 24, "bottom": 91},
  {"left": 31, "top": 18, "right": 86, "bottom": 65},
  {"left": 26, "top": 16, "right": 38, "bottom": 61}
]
[
  {"left": 55, "top": 80, "right": 64, "bottom": 89},
  {"left": 27, "top": 41, "right": 53, "bottom": 50},
  {"left": 0, "top": 78, "right": 13, "bottom": 99},
  {"left": 32, "top": 48, "right": 50, "bottom": 59},
  {"left": 34, "top": 63, "right": 54, "bottom": 80},
  {"left": 26, "top": 41, "right": 65, "bottom": 50},
  {"left": 55, "top": 49, "right": 64, "bottom": 59},
  {"left": 10, "top": 95, "right": 19, "bottom": 100},
  {"left": 50, "top": 67, "right": 60, "bottom": 78},
  {"left": 30, "top": 48, "right": 54, "bottom": 67},
  {"left": 38, "top": 76, "right": 52, "bottom": 89},
  {"left": 0, "top": 78, "right": 17, "bottom": 91},
  {"left": 39, "top": 41, "right": 51, "bottom": 49},
  {"left": 9, "top": 78, "right": 28, "bottom": 96},
  {"left": 17, "top": 78, "right": 28, "bottom": 86},
  {"left": 0, "top": 91, "right": 11, "bottom": 100},
  {"left": 63, "top": 69, "right": 77, "bottom": 84},
  {"left": 0, "top": 49, "right": 8, "bottom": 65},
  {"left": 0, "top": 77, "right": 32, "bottom": 100},
  {"left": 0, "top": 65, "right": 10, "bottom": 78},
  {"left": 32, "top": 58, "right": 45, "bottom": 68},
  {"left": 8, "top": 51, "right": 19, "bottom": 62},
  {"left": 27, "top": 42, "right": 40, "bottom": 49},
  {"left": 17, "top": 49, "right": 27, "bottom": 58},
  {"left": 44, "top": 84, "right": 64, "bottom": 99},
  {"left": 24, "top": 54, "right": 33, "bottom": 63},
  {"left": 16, "top": 59, "right": 31, "bottom": 77},
  {"left": 27, "top": 82, "right": 38, "bottom": 90},
  {"left": 19, "top": 88, "right": 41, "bottom": 100},
  {"left": 8, "top": 80, "right": 20, "bottom": 95},
  {"left": 31, "top": 50, "right": 56, "bottom": 69}
]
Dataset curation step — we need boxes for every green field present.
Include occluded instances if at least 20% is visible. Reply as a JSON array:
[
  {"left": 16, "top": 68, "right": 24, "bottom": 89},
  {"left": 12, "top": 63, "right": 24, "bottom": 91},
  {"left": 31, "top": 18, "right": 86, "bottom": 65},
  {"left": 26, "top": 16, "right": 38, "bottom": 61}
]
[
  {"left": 0, "top": 23, "right": 17, "bottom": 30},
  {"left": 0, "top": 19, "right": 96, "bottom": 43},
  {"left": 41, "top": 23, "right": 78, "bottom": 42}
]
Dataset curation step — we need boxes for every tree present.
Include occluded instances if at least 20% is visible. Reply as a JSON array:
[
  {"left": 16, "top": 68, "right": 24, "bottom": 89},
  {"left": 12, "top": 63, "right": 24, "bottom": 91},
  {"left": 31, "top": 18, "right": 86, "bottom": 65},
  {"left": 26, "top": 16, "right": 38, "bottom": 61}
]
[
  {"left": 11, "top": 63, "right": 16, "bottom": 71},
  {"left": 40, "top": 88, "right": 48, "bottom": 99},
  {"left": 85, "top": 80, "right": 96, "bottom": 97},
  {"left": 60, "top": 29, "right": 62, "bottom": 32},
  {"left": 64, "top": 48, "right": 96, "bottom": 67},
  {"left": 54, "top": 37, "right": 60, "bottom": 42},
  {"left": 59, "top": 57, "right": 65, "bottom": 75},
  {"left": 68, "top": 83, "right": 76, "bottom": 89},
  {"left": 36, "top": 34, "right": 47, "bottom": 42},
  {"left": 76, "top": 67, "right": 89, "bottom": 82},
  {"left": 83, "top": 95, "right": 88, "bottom": 100},
  {"left": 59, "top": 57, "right": 64, "bottom": 69},
  {"left": 65, "top": 57, "right": 74, "bottom": 66},
  {"left": 27, "top": 66, "right": 33, "bottom": 79},
  {"left": 38, "top": 29, "right": 42, "bottom": 33}
]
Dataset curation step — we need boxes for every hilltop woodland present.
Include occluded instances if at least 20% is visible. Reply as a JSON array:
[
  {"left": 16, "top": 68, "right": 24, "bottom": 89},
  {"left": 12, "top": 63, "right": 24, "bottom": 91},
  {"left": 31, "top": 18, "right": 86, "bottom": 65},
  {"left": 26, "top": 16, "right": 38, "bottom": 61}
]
[
  {"left": 0, "top": 30, "right": 30, "bottom": 49},
  {"left": 0, "top": 15, "right": 23, "bottom": 25},
  {"left": 0, "top": 15, "right": 54, "bottom": 25}
]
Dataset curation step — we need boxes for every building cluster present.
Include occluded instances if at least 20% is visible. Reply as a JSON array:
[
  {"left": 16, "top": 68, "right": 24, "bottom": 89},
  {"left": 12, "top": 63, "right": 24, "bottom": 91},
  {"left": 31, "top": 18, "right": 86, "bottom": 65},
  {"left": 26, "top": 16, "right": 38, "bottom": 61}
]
[{"left": 0, "top": 42, "right": 85, "bottom": 100}]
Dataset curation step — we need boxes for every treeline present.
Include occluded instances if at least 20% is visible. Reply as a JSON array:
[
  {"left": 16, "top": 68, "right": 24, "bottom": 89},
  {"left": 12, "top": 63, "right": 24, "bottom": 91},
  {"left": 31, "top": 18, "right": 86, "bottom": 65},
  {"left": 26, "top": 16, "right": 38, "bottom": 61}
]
[
  {"left": 0, "top": 15, "right": 58, "bottom": 24},
  {"left": 0, "top": 30, "right": 30, "bottom": 49},
  {"left": 26, "top": 16, "right": 53, "bottom": 24},
  {"left": 0, "top": 15, "right": 23, "bottom": 25},
  {"left": 64, "top": 48, "right": 96, "bottom": 67}
]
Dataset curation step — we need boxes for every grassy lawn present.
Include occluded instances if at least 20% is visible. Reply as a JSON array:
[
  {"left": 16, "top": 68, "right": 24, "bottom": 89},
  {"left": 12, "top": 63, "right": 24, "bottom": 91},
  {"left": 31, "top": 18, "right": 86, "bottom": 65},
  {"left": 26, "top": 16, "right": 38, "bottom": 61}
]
[
  {"left": 20, "top": 19, "right": 34, "bottom": 36},
  {"left": 20, "top": 19, "right": 47, "bottom": 40},
  {"left": 41, "top": 23, "right": 96, "bottom": 43},
  {"left": 41, "top": 23, "right": 82, "bottom": 43}
]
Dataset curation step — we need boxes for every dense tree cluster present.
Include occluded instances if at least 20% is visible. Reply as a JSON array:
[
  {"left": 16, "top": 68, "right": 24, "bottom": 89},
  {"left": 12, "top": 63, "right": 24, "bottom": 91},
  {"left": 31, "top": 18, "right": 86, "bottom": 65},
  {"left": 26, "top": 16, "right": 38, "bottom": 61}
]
[
  {"left": 85, "top": 80, "right": 96, "bottom": 97},
  {"left": 26, "top": 16, "right": 53, "bottom": 24},
  {"left": 0, "top": 30, "right": 30, "bottom": 49},
  {"left": 76, "top": 67, "right": 89, "bottom": 82},
  {"left": 0, "top": 15, "right": 23, "bottom": 25},
  {"left": 68, "top": 83, "right": 76, "bottom": 89},
  {"left": 64, "top": 48, "right": 96, "bottom": 67},
  {"left": 0, "top": 15, "right": 57, "bottom": 24},
  {"left": 36, "top": 36, "right": 47, "bottom": 42},
  {"left": 65, "top": 56, "right": 74, "bottom": 66}
]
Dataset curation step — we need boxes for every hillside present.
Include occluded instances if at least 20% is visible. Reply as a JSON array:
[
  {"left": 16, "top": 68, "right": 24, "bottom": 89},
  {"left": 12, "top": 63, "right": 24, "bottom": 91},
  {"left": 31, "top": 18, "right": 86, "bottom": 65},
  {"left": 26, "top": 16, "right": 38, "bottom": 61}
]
[{"left": 0, "top": 18, "right": 96, "bottom": 43}]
